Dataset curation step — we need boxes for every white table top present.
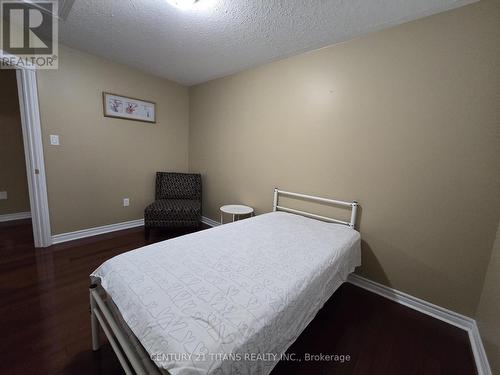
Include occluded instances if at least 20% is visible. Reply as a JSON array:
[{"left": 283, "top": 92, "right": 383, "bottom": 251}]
[{"left": 220, "top": 204, "right": 254, "bottom": 215}]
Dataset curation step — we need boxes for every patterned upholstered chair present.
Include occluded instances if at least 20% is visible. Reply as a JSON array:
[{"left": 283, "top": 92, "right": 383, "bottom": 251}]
[{"left": 144, "top": 172, "right": 202, "bottom": 239}]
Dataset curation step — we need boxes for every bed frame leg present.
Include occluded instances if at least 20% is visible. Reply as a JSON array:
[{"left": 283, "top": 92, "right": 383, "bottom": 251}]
[{"left": 90, "top": 284, "right": 101, "bottom": 351}]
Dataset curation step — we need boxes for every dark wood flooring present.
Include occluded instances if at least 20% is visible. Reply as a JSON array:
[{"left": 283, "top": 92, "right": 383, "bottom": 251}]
[{"left": 0, "top": 219, "right": 477, "bottom": 375}]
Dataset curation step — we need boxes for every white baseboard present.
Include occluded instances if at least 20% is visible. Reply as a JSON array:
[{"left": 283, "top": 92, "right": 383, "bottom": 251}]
[
  {"left": 52, "top": 218, "right": 144, "bottom": 245},
  {"left": 53, "top": 216, "right": 217, "bottom": 245},
  {"left": 0, "top": 211, "right": 31, "bottom": 222},
  {"left": 202, "top": 216, "right": 220, "bottom": 227},
  {"left": 347, "top": 274, "right": 491, "bottom": 375}
]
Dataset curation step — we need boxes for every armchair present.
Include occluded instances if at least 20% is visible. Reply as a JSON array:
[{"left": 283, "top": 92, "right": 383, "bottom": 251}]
[{"left": 144, "top": 172, "right": 202, "bottom": 239}]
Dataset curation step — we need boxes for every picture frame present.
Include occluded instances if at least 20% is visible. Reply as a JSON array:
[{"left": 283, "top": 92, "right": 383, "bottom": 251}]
[{"left": 102, "top": 92, "right": 156, "bottom": 124}]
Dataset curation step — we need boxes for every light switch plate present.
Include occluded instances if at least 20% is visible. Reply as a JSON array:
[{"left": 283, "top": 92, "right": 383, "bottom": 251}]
[
  {"left": 123, "top": 198, "right": 130, "bottom": 207},
  {"left": 50, "top": 135, "right": 60, "bottom": 145},
  {"left": 0, "top": 191, "right": 7, "bottom": 200}
]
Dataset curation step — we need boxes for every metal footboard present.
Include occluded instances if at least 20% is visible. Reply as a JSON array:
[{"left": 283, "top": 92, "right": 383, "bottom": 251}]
[{"left": 90, "top": 284, "right": 152, "bottom": 375}]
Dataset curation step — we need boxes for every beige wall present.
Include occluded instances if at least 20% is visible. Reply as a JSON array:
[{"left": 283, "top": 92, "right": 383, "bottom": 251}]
[
  {"left": 0, "top": 70, "right": 30, "bottom": 215},
  {"left": 37, "top": 46, "right": 189, "bottom": 234},
  {"left": 189, "top": 0, "right": 500, "bottom": 316},
  {"left": 476, "top": 221, "right": 500, "bottom": 373}
]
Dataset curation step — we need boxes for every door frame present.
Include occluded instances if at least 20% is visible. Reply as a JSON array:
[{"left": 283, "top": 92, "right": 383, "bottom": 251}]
[{"left": 2, "top": 50, "right": 52, "bottom": 247}]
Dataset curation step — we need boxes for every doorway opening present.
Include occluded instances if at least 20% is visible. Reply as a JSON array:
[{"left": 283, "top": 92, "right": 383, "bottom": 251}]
[
  {"left": 0, "top": 70, "right": 32, "bottom": 242},
  {"left": 0, "top": 60, "right": 52, "bottom": 248}
]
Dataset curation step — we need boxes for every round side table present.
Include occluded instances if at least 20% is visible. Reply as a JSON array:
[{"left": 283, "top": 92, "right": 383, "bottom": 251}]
[{"left": 220, "top": 205, "right": 254, "bottom": 224}]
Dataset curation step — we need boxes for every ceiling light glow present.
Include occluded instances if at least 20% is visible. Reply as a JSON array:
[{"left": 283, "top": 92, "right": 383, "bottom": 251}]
[
  {"left": 166, "top": 0, "right": 199, "bottom": 10},
  {"left": 165, "top": 0, "right": 216, "bottom": 11}
]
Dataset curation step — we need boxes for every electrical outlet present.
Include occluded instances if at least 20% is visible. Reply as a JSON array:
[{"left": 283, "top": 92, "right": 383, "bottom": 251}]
[
  {"left": 0, "top": 191, "right": 7, "bottom": 200},
  {"left": 123, "top": 198, "right": 130, "bottom": 207}
]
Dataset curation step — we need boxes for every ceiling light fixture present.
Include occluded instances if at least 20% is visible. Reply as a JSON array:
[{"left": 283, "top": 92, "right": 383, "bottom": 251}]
[{"left": 166, "top": 0, "right": 199, "bottom": 9}]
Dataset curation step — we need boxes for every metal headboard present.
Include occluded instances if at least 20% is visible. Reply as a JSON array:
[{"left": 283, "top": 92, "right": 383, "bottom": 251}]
[{"left": 273, "top": 188, "right": 359, "bottom": 229}]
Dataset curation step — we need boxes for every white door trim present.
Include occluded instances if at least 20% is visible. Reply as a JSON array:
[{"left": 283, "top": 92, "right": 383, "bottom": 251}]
[
  {"left": 16, "top": 68, "right": 52, "bottom": 248},
  {"left": 2, "top": 48, "right": 52, "bottom": 248}
]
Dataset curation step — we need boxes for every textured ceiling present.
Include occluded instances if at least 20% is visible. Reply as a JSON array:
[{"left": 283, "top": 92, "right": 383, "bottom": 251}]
[{"left": 59, "top": 0, "right": 476, "bottom": 86}]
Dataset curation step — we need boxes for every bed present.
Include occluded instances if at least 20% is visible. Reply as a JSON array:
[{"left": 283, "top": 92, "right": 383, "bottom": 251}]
[{"left": 89, "top": 189, "right": 361, "bottom": 375}]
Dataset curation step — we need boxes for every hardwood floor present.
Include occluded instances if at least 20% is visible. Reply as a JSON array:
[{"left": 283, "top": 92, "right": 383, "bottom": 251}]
[{"left": 0, "top": 220, "right": 477, "bottom": 375}]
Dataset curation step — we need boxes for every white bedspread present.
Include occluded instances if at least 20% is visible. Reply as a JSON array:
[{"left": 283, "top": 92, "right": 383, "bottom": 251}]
[{"left": 91, "top": 211, "right": 361, "bottom": 375}]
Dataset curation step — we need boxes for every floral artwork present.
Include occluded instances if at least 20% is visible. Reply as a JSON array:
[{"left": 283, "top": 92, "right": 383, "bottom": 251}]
[
  {"left": 126, "top": 103, "right": 138, "bottom": 114},
  {"left": 103, "top": 92, "right": 156, "bottom": 123},
  {"left": 110, "top": 99, "right": 123, "bottom": 113}
]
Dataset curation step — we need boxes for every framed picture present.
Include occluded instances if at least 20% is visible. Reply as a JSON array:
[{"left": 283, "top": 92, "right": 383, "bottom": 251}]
[{"left": 103, "top": 92, "right": 156, "bottom": 123}]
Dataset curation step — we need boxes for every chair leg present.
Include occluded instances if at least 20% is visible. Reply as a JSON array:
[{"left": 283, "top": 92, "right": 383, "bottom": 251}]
[{"left": 145, "top": 227, "right": 151, "bottom": 241}]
